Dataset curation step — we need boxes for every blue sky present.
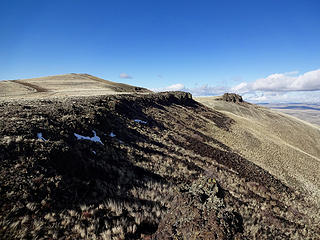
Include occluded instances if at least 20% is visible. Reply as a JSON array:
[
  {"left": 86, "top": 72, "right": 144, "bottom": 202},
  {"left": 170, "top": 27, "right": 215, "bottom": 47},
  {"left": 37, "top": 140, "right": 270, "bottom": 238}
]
[{"left": 1, "top": 0, "right": 320, "bottom": 102}]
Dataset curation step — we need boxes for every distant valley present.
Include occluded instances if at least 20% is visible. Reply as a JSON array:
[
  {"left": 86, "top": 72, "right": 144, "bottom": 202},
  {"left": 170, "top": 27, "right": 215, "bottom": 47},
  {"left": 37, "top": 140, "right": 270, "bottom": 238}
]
[{"left": 258, "top": 103, "right": 320, "bottom": 126}]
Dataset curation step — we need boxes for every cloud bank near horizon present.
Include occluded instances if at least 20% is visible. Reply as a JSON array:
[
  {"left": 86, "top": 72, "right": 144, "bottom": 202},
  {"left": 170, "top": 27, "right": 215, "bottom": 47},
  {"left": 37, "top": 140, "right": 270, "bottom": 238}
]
[
  {"left": 152, "top": 84, "right": 228, "bottom": 96},
  {"left": 154, "top": 69, "right": 320, "bottom": 103},
  {"left": 232, "top": 69, "right": 320, "bottom": 93}
]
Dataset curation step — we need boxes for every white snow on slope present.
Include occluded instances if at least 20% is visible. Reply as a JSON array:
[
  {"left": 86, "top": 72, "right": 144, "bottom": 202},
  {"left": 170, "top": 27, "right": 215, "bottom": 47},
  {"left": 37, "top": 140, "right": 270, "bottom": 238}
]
[
  {"left": 74, "top": 130, "right": 104, "bottom": 145},
  {"left": 37, "top": 133, "right": 47, "bottom": 141},
  {"left": 134, "top": 119, "right": 147, "bottom": 124}
]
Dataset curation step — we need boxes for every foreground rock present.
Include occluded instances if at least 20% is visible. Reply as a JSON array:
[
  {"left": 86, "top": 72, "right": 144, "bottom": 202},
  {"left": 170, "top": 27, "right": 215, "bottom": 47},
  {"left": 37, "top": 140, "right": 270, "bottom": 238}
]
[{"left": 1, "top": 92, "right": 319, "bottom": 239}]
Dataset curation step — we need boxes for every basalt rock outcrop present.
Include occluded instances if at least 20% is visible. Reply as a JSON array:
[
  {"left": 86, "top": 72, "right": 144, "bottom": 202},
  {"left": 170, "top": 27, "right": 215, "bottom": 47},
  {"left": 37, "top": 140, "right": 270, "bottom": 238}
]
[{"left": 222, "top": 93, "right": 243, "bottom": 103}]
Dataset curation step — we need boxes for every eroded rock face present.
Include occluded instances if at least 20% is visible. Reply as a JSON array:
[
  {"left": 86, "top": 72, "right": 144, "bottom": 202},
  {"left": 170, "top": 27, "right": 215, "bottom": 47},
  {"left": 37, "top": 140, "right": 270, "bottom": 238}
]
[
  {"left": 0, "top": 91, "right": 319, "bottom": 239},
  {"left": 222, "top": 93, "right": 243, "bottom": 103}
]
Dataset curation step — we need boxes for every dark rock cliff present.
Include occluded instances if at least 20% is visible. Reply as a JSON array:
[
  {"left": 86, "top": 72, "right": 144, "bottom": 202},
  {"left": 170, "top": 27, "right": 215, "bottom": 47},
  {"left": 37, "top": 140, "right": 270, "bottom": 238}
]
[{"left": 222, "top": 93, "right": 243, "bottom": 103}]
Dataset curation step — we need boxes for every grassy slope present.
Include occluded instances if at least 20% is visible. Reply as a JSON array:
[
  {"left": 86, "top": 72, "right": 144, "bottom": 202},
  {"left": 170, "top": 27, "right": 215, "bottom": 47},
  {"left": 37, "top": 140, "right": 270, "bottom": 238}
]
[
  {"left": 196, "top": 97, "right": 320, "bottom": 201},
  {"left": 0, "top": 74, "right": 150, "bottom": 99}
]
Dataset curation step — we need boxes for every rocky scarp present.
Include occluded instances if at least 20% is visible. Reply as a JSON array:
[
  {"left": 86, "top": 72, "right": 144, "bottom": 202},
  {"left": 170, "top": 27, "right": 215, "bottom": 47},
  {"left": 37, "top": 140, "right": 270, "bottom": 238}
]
[{"left": 222, "top": 93, "right": 243, "bottom": 103}]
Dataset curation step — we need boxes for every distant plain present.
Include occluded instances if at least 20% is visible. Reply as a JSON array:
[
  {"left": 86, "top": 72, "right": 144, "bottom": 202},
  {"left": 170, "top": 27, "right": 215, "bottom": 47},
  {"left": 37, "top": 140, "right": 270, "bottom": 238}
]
[{"left": 258, "top": 103, "right": 320, "bottom": 126}]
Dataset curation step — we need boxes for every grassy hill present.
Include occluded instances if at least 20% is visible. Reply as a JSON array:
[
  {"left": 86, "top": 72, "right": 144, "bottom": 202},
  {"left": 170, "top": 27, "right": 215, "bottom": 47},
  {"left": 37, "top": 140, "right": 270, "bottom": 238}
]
[
  {"left": 0, "top": 73, "right": 150, "bottom": 99},
  {"left": 196, "top": 96, "right": 320, "bottom": 201}
]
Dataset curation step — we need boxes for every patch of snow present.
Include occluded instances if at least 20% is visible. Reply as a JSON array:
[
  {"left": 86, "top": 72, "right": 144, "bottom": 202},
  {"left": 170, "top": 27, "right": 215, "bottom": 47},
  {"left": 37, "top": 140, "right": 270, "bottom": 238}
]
[
  {"left": 92, "top": 151, "right": 96, "bottom": 155},
  {"left": 134, "top": 119, "right": 147, "bottom": 124},
  {"left": 74, "top": 130, "right": 104, "bottom": 145},
  {"left": 91, "top": 131, "right": 104, "bottom": 145},
  {"left": 109, "top": 132, "right": 116, "bottom": 138},
  {"left": 37, "top": 133, "right": 47, "bottom": 142}
]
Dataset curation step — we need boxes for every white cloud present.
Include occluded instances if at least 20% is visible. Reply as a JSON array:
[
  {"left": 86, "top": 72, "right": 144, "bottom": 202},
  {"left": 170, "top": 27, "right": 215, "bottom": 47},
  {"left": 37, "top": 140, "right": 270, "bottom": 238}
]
[
  {"left": 232, "top": 82, "right": 249, "bottom": 93},
  {"left": 153, "top": 83, "right": 228, "bottom": 96},
  {"left": 152, "top": 68, "right": 320, "bottom": 103},
  {"left": 153, "top": 83, "right": 186, "bottom": 92},
  {"left": 166, "top": 83, "right": 186, "bottom": 91},
  {"left": 242, "top": 91, "right": 320, "bottom": 103},
  {"left": 187, "top": 85, "right": 228, "bottom": 96},
  {"left": 233, "top": 69, "right": 320, "bottom": 93},
  {"left": 119, "top": 73, "right": 133, "bottom": 79}
]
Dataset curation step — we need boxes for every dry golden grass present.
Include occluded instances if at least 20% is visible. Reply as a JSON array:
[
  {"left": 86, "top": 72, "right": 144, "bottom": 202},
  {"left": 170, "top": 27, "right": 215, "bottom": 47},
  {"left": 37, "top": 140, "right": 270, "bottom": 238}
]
[
  {"left": 0, "top": 73, "right": 150, "bottom": 99},
  {"left": 196, "top": 96, "right": 320, "bottom": 202},
  {"left": 0, "top": 81, "right": 36, "bottom": 96}
]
